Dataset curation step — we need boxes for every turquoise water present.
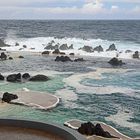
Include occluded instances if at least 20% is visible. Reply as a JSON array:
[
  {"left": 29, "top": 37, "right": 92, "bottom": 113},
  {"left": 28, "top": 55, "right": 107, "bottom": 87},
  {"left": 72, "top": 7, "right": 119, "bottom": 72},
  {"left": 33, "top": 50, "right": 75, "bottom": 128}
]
[{"left": 0, "top": 70, "right": 140, "bottom": 138}]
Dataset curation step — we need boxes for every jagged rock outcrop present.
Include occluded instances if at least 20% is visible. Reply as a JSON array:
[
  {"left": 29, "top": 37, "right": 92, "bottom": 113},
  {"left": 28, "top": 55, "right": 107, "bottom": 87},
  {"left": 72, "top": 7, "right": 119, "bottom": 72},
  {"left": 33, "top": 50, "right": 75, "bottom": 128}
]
[
  {"left": 108, "top": 57, "right": 125, "bottom": 66},
  {"left": 22, "top": 73, "right": 30, "bottom": 79},
  {"left": 133, "top": 51, "right": 139, "bottom": 59},
  {"left": 7, "top": 73, "right": 21, "bottom": 82},
  {"left": 94, "top": 45, "right": 104, "bottom": 52},
  {"left": 52, "top": 49, "right": 60, "bottom": 54},
  {"left": 79, "top": 46, "right": 93, "bottom": 52},
  {"left": 59, "top": 44, "right": 69, "bottom": 50},
  {"left": 106, "top": 44, "right": 117, "bottom": 51}
]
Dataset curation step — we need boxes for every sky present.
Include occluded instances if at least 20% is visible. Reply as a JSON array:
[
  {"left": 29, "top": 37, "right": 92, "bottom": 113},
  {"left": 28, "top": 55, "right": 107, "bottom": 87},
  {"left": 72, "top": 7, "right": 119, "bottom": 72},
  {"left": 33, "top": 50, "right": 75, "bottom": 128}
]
[{"left": 0, "top": 0, "right": 140, "bottom": 19}]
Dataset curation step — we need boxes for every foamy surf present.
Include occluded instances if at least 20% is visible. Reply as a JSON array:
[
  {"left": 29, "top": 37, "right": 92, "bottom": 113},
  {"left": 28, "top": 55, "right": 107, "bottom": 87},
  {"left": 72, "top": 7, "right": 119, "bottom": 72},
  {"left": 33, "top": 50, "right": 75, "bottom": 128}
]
[{"left": 3, "top": 37, "right": 140, "bottom": 59}]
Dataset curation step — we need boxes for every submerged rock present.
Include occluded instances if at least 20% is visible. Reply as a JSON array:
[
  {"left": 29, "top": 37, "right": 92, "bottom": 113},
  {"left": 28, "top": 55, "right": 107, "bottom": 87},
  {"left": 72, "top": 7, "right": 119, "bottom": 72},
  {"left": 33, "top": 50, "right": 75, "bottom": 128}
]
[
  {"left": 74, "top": 58, "right": 85, "bottom": 62},
  {"left": 106, "top": 44, "right": 117, "bottom": 51},
  {"left": 55, "top": 56, "right": 72, "bottom": 62},
  {"left": 0, "top": 74, "right": 4, "bottom": 80},
  {"left": 22, "top": 73, "right": 30, "bottom": 79},
  {"left": 108, "top": 57, "right": 125, "bottom": 66},
  {"left": 7, "top": 73, "right": 21, "bottom": 82},
  {"left": 94, "top": 45, "right": 104, "bottom": 52},
  {"left": 2, "top": 92, "right": 18, "bottom": 103},
  {"left": 133, "top": 51, "right": 139, "bottom": 59},
  {"left": 80, "top": 45, "right": 93, "bottom": 52},
  {"left": 29, "top": 75, "right": 49, "bottom": 81}
]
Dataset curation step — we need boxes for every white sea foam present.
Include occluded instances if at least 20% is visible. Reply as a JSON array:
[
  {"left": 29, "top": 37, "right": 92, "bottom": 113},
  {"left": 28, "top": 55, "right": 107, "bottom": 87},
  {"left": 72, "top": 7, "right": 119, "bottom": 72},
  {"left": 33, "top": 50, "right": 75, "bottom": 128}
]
[
  {"left": 3, "top": 37, "right": 140, "bottom": 59},
  {"left": 55, "top": 88, "right": 78, "bottom": 108},
  {"left": 63, "top": 68, "right": 140, "bottom": 96},
  {"left": 105, "top": 109, "right": 140, "bottom": 133}
]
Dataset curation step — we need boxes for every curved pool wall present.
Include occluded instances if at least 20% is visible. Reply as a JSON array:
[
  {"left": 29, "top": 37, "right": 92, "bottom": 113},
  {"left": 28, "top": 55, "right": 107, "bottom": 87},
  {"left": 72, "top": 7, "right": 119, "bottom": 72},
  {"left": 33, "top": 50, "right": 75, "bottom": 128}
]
[{"left": 0, "top": 119, "right": 86, "bottom": 140}]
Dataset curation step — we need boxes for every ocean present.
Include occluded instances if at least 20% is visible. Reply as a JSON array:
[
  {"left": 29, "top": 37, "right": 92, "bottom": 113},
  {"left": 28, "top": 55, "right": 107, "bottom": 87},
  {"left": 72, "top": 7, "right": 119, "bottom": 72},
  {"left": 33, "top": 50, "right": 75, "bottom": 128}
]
[{"left": 0, "top": 20, "right": 140, "bottom": 138}]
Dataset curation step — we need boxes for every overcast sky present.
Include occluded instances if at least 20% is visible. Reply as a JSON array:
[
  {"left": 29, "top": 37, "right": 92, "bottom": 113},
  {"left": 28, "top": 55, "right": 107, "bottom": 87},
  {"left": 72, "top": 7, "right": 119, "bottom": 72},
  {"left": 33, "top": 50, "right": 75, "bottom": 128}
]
[{"left": 0, "top": 0, "right": 140, "bottom": 19}]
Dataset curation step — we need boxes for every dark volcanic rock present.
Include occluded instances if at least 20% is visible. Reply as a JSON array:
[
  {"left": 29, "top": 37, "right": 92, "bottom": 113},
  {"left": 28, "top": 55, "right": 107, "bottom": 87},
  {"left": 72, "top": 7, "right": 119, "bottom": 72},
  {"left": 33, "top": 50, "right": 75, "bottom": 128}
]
[
  {"left": 0, "top": 39, "right": 10, "bottom": 47},
  {"left": 78, "top": 122, "right": 117, "bottom": 138},
  {"left": 55, "top": 56, "right": 72, "bottom": 62},
  {"left": 60, "top": 52, "right": 66, "bottom": 55},
  {"left": 69, "top": 44, "right": 74, "bottom": 49},
  {"left": 29, "top": 75, "right": 49, "bottom": 81},
  {"left": 78, "top": 122, "right": 95, "bottom": 135},
  {"left": 133, "top": 51, "right": 139, "bottom": 59},
  {"left": 19, "top": 56, "right": 24, "bottom": 59},
  {"left": 9, "top": 57, "right": 13, "bottom": 60},
  {"left": 80, "top": 46, "right": 93, "bottom": 52},
  {"left": 0, "top": 74, "right": 4, "bottom": 80},
  {"left": 74, "top": 58, "right": 84, "bottom": 62},
  {"left": 108, "top": 57, "right": 125, "bottom": 66},
  {"left": 23, "top": 45, "right": 27, "bottom": 48},
  {"left": 0, "top": 52, "right": 7, "bottom": 60},
  {"left": 106, "top": 44, "right": 117, "bottom": 51},
  {"left": 94, "top": 45, "right": 104, "bottom": 52},
  {"left": 42, "top": 51, "right": 50, "bottom": 55},
  {"left": 69, "top": 53, "right": 75, "bottom": 56},
  {"left": 2, "top": 92, "right": 18, "bottom": 103},
  {"left": 52, "top": 49, "right": 60, "bottom": 54},
  {"left": 7, "top": 73, "right": 21, "bottom": 82},
  {"left": 22, "top": 73, "right": 30, "bottom": 79},
  {"left": 59, "top": 44, "right": 69, "bottom": 50},
  {"left": 15, "top": 42, "right": 19, "bottom": 46}
]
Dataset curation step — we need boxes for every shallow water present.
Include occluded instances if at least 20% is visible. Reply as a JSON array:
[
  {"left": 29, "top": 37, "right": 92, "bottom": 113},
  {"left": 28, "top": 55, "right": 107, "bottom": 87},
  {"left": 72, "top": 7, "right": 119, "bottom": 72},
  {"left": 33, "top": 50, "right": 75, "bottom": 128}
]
[{"left": 0, "top": 55, "right": 140, "bottom": 138}]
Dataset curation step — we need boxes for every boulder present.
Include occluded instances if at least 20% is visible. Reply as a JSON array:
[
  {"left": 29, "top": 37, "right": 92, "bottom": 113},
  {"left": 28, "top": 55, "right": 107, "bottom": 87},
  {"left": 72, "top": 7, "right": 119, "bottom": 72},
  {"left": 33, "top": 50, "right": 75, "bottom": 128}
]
[
  {"left": 80, "top": 46, "right": 93, "bottom": 52},
  {"left": 0, "top": 39, "right": 10, "bottom": 47},
  {"left": 22, "top": 73, "right": 30, "bottom": 79},
  {"left": 2, "top": 92, "right": 18, "bottom": 103},
  {"left": 106, "top": 44, "right": 117, "bottom": 51},
  {"left": 19, "top": 56, "right": 24, "bottom": 59},
  {"left": 0, "top": 52, "right": 7, "bottom": 60},
  {"left": 15, "top": 42, "right": 19, "bottom": 46},
  {"left": 7, "top": 73, "right": 21, "bottom": 82},
  {"left": 133, "top": 51, "right": 139, "bottom": 59},
  {"left": 0, "top": 74, "right": 4, "bottom": 80},
  {"left": 29, "top": 75, "right": 49, "bottom": 81},
  {"left": 59, "top": 44, "right": 69, "bottom": 50},
  {"left": 93, "top": 45, "right": 104, "bottom": 52},
  {"left": 78, "top": 122, "right": 95, "bottom": 135},
  {"left": 55, "top": 56, "right": 72, "bottom": 62},
  {"left": 52, "top": 49, "right": 60, "bottom": 54},
  {"left": 74, "top": 58, "right": 84, "bottom": 62},
  {"left": 23, "top": 45, "right": 27, "bottom": 48},
  {"left": 108, "top": 57, "right": 125, "bottom": 66},
  {"left": 69, "top": 44, "right": 74, "bottom": 49},
  {"left": 9, "top": 57, "right": 13, "bottom": 60},
  {"left": 42, "top": 51, "right": 50, "bottom": 55},
  {"left": 69, "top": 53, "right": 75, "bottom": 56}
]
